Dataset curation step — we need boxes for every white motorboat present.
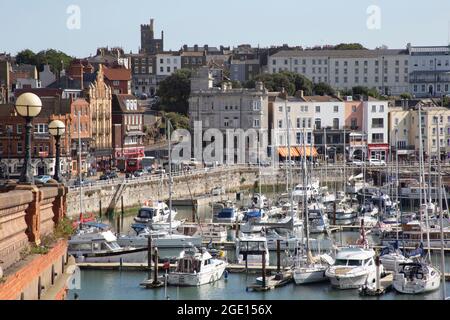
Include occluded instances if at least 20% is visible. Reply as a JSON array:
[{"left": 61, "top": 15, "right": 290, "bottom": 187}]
[
  {"left": 393, "top": 262, "right": 441, "bottom": 294},
  {"left": 178, "top": 223, "right": 228, "bottom": 243},
  {"left": 379, "top": 251, "right": 412, "bottom": 272},
  {"left": 308, "top": 203, "right": 329, "bottom": 234},
  {"left": 325, "top": 246, "right": 382, "bottom": 289},
  {"left": 213, "top": 207, "right": 243, "bottom": 224},
  {"left": 68, "top": 230, "right": 148, "bottom": 263},
  {"left": 134, "top": 201, "right": 178, "bottom": 225},
  {"left": 356, "top": 215, "right": 378, "bottom": 228},
  {"left": 328, "top": 204, "right": 357, "bottom": 225},
  {"left": 292, "top": 183, "right": 319, "bottom": 201},
  {"left": 250, "top": 193, "right": 269, "bottom": 209},
  {"left": 167, "top": 247, "right": 228, "bottom": 286},
  {"left": 150, "top": 219, "right": 183, "bottom": 231},
  {"left": 117, "top": 224, "right": 203, "bottom": 249},
  {"left": 293, "top": 252, "right": 335, "bottom": 285},
  {"left": 235, "top": 235, "right": 269, "bottom": 267}
]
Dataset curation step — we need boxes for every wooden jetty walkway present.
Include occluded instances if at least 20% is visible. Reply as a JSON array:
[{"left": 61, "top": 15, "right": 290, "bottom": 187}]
[{"left": 77, "top": 262, "right": 290, "bottom": 273}]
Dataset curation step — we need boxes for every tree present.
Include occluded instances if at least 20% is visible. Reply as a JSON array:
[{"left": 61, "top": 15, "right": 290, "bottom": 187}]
[
  {"left": 313, "top": 82, "right": 335, "bottom": 96},
  {"left": 334, "top": 43, "right": 367, "bottom": 50},
  {"left": 36, "top": 49, "right": 73, "bottom": 73},
  {"left": 155, "top": 69, "right": 192, "bottom": 115},
  {"left": 352, "top": 86, "right": 381, "bottom": 99},
  {"left": 164, "top": 112, "right": 190, "bottom": 130},
  {"left": 248, "top": 71, "right": 313, "bottom": 95},
  {"left": 400, "top": 92, "right": 412, "bottom": 100},
  {"left": 15, "top": 49, "right": 73, "bottom": 73},
  {"left": 16, "top": 49, "right": 37, "bottom": 66}
]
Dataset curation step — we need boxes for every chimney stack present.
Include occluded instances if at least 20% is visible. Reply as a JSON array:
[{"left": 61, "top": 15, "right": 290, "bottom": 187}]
[
  {"left": 150, "top": 19, "right": 154, "bottom": 31},
  {"left": 194, "top": 45, "right": 198, "bottom": 52}
]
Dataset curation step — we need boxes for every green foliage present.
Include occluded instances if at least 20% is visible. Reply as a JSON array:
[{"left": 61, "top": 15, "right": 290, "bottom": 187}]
[
  {"left": 230, "top": 80, "right": 242, "bottom": 89},
  {"left": 162, "top": 112, "right": 190, "bottom": 130},
  {"left": 15, "top": 49, "right": 73, "bottom": 73},
  {"left": 29, "top": 245, "right": 49, "bottom": 255},
  {"left": 313, "top": 82, "right": 335, "bottom": 96},
  {"left": 249, "top": 71, "right": 313, "bottom": 96},
  {"left": 156, "top": 69, "right": 192, "bottom": 115},
  {"left": 400, "top": 92, "right": 412, "bottom": 100},
  {"left": 352, "top": 86, "right": 381, "bottom": 99},
  {"left": 334, "top": 43, "right": 367, "bottom": 50},
  {"left": 16, "top": 49, "right": 37, "bottom": 66},
  {"left": 443, "top": 96, "right": 450, "bottom": 108},
  {"left": 54, "top": 218, "right": 75, "bottom": 239}
]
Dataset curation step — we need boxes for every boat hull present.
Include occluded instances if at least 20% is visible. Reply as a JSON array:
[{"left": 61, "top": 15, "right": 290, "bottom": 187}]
[
  {"left": 167, "top": 262, "right": 227, "bottom": 286},
  {"left": 293, "top": 267, "right": 328, "bottom": 284},
  {"left": 72, "top": 248, "right": 148, "bottom": 263},
  {"left": 117, "top": 236, "right": 203, "bottom": 249},
  {"left": 393, "top": 272, "right": 441, "bottom": 294}
]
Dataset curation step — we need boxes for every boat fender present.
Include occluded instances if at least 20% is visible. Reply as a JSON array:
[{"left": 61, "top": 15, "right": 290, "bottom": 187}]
[{"left": 224, "top": 270, "right": 229, "bottom": 279}]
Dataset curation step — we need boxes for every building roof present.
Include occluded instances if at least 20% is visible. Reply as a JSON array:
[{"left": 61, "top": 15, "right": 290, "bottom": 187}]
[
  {"left": 40, "top": 96, "right": 71, "bottom": 117},
  {"left": 103, "top": 66, "right": 131, "bottom": 81},
  {"left": 181, "top": 51, "right": 205, "bottom": 57},
  {"left": 112, "top": 94, "right": 145, "bottom": 113},
  {"left": 12, "top": 64, "right": 36, "bottom": 73},
  {"left": 271, "top": 49, "right": 408, "bottom": 58},
  {"left": 409, "top": 46, "right": 450, "bottom": 55},
  {"left": 14, "top": 88, "right": 63, "bottom": 99},
  {"left": 302, "top": 95, "right": 343, "bottom": 102}
]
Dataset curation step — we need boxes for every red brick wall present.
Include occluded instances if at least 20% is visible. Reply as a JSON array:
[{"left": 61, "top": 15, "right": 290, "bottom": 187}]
[{"left": 0, "top": 240, "right": 68, "bottom": 300}]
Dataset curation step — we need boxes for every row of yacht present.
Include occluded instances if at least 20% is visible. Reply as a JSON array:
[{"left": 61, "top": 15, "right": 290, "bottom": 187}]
[{"left": 67, "top": 165, "right": 448, "bottom": 294}]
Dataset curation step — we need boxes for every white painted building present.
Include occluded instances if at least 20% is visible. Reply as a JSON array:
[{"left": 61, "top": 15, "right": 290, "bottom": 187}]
[
  {"left": 39, "top": 65, "right": 56, "bottom": 88},
  {"left": 362, "top": 98, "right": 389, "bottom": 160},
  {"left": 156, "top": 52, "right": 181, "bottom": 76},
  {"left": 269, "top": 48, "right": 410, "bottom": 96},
  {"left": 408, "top": 44, "right": 450, "bottom": 97},
  {"left": 271, "top": 95, "right": 315, "bottom": 148}
]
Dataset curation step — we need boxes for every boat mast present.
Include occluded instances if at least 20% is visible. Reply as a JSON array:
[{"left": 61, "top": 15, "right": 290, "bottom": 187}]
[
  {"left": 78, "top": 110, "right": 83, "bottom": 227},
  {"left": 395, "top": 127, "right": 400, "bottom": 244},
  {"left": 167, "top": 118, "right": 173, "bottom": 235},
  {"left": 437, "top": 121, "right": 447, "bottom": 300},
  {"left": 284, "top": 92, "right": 294, "bottom": 212},
  {"left": 343, "top": 126, "right": 346, "bottom": 195},
  {"left": 418, "top": 105, "right": 425, "bottom": 245},
  {"left": 303, "top": 129, "right": 310, "bottom": 255}
]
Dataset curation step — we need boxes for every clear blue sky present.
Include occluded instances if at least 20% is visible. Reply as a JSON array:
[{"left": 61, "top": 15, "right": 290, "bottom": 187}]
[{"left": 1, "top": 0, "right": 450, "bottom": 57}]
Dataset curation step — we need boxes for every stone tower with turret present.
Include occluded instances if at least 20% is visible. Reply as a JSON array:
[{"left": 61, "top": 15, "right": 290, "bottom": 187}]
[{"left": 140, "top": 18, "right": 164, "bottom": 54}]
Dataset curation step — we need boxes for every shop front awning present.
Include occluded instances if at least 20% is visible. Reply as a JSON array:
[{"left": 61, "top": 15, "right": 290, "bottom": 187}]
[
  {"left": 295, "top": 146, "right": 318, "bottom": 157},
  {"left": 277, "top": 147, "right": 300, "bottom": 157}
]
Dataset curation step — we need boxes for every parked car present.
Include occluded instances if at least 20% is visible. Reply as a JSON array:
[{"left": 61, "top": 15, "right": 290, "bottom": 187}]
[
  {"left": 351, "top": 159, "right": 364, "bottom": 166},
  {"left": 34, "top": 175, "right": 52, "bottom": 184},
  {"left": 153, "top": 168, "right": 166, "bottom": 175},
  {"left": 73, "top": 178, "right": 87, "bottom": 187},
  {"left": 369, "top": 158, "right": 386, "bottom": 166},
  {"left": 99, "top": 171, "right": 118, "bottom": 180},
  {"left": 133, "top": 170, "right": 145, "bottom": 177}
]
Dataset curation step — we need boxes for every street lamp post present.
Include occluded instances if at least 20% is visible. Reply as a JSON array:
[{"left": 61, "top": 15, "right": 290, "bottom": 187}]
[
  {"left": 15, "top": 93, "right": 42, "bottom": 184},
  {"left": 48, "top": 120, "right": 66, "bottom": 183}
]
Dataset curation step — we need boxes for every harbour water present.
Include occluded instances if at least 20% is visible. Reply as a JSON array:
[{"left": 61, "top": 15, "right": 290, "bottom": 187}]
[
  {"left": 69, "top": 199, "right": 450, "bottom": 300},
  {"left": 69, "top": 270, "right": 450, "bottom": 300}
]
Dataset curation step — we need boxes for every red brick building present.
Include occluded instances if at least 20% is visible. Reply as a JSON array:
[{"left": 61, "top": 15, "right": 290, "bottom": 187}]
[
  {"left": 0, "top": 97, "right": 72, "bottom": 178},
  {"left": 111, "top": 94, "right": 145, "bottom": 171},
  {"left": 103, "top": 66, "right": 132, "bottom": 94}
]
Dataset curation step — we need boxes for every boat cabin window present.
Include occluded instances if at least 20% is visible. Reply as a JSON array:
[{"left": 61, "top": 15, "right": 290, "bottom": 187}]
[
  {"left": 178, "top": 258, "right": 201, "bottom": 273},
  {"left": 347, "top": 259, "right": 363, "bottom": 266},
  {"left": 138, "top": 208, "right": 155, "bottom": 219},
  {"left": 335, "top": 259, "right": 363, "bottom": 266}
]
